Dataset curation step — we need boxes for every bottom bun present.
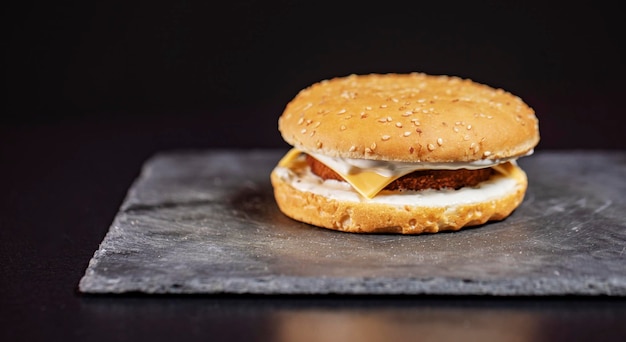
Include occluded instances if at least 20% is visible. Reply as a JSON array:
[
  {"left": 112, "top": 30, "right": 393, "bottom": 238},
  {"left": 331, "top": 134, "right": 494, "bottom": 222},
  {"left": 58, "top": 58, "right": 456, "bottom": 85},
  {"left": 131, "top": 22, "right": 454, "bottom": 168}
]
[{"left": 270, "top": 158, "right": 528, "bottom": 234}]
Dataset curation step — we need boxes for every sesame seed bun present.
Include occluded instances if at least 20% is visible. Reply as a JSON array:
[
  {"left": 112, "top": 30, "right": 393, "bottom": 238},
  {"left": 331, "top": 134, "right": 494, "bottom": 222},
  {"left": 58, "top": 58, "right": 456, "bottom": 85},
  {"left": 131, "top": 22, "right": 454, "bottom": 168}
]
[
  {"left": 270, "top": 158, "right": 528, "bottom": 234},
  {"left": 272, "top": 72, "right": 539, "bottom": 234},
  {"left": 278, "top": 73, "right": 539, "bottom": 162}
]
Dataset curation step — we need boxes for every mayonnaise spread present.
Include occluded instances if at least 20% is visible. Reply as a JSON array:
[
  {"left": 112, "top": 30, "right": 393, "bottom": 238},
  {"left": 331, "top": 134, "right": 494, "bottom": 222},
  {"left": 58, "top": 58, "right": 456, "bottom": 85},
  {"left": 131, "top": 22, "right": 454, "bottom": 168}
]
[{"left": 274, "top": 157, "right": 523, "bottom": 206}]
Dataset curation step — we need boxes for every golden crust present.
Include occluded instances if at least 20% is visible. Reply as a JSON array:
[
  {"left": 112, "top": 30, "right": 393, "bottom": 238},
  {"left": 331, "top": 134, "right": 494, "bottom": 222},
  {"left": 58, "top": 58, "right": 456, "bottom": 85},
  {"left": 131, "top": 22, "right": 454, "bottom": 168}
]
[
  {"left": 278, "top": 73, "right": 539, "bottom": 162},
  {"left": 270, "top": 162, "right": 528, "bottom": 234}
]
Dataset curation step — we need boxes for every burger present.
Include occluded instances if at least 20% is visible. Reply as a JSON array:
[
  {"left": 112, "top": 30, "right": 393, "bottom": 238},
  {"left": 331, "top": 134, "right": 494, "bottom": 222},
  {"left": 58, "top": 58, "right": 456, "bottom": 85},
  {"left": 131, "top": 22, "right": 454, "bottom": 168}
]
[{"left": 270, "top": 73, "right": 539, "bottom": 234}]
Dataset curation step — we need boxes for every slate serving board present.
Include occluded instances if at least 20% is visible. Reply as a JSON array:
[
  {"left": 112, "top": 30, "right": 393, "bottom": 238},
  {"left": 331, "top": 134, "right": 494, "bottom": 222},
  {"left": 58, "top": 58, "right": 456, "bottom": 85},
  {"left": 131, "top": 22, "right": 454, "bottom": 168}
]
[{"left": 79, "top": 150, "right": 626, "bottom": 295}]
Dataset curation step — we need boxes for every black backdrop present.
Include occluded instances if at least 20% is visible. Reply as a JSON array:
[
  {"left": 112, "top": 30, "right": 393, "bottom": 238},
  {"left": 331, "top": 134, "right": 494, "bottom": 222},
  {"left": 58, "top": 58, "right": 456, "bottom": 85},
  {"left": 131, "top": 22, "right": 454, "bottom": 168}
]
[{"left": 3, "top": 0, "right": 625, "bottom": 150}]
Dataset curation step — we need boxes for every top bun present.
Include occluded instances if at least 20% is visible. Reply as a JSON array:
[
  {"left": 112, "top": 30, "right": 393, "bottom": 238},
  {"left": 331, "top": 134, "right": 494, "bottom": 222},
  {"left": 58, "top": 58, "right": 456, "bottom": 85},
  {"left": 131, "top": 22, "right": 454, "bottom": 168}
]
[{"left": 278, "top": 73, "right": 539, "bottom": 162}]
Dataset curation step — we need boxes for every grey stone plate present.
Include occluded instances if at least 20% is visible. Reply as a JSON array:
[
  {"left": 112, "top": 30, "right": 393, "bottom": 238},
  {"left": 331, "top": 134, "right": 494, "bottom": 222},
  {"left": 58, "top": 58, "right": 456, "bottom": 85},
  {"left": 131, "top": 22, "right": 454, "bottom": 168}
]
[{"left": 79, "top": 150, "right": 626, "bottom": 295}]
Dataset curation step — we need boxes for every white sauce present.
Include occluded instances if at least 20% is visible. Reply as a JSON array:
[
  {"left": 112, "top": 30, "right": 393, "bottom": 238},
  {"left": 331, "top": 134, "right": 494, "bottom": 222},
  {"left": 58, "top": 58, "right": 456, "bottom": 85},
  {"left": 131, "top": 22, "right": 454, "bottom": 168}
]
[
  {"left": 309, "top": 151, "right": 531, "bottom": 177},
  {"left": 273, "top": 164, "right": 521, "bottom": 207}
]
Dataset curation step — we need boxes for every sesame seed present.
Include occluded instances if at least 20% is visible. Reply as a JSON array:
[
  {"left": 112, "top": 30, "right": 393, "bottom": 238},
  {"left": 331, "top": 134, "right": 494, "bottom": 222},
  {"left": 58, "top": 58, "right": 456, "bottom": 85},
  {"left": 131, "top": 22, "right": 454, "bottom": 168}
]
[
  {"left": 371, "top": 142, "right": 377, "bottom": 150},
  {"left": 392, "top": 98, "right": 399, "bottom": 103},
  {"left": 314, "top": 122, "right": 321, "bottom": 128},
  {"left": 403, "top": 131, "right": 411, "bottom": 137},
  {"left": 464, "top": 135, "right": 470, "bottom": 141},
  {"left": 437, "top": 138, "right": 443, "bottom": 146},
  {"left": 340, "top": 125, "right": 346, "bottom": 131},
  {"left": 305, "top": 119, "right": 312, "bottom": 125},
  {"left": 297, "top": 118, "right": 304, "bottom": 125},
  {"left": 380, "top": 104, "right": 388, "bottom": 108},
  {"left": 381, "top": 135, "right": 391, "bottom": 141},
  {"left": 422, "top": 109, "right": 429, "bottom": 113},
  {"left": 337, "top": 109, "right": 346, "bottom": 115},
  {"left": 340, "top": 91, "right": 349, "bottom": 99},
  {"left": 365, "top": 147, "right": 373, "bottom": 153},
  {"left": 360, "top": 112, "right": 367, "bottom": 118},
  {"left": 378, "top": 118, "right": 387, "bottom": 123},
  {"left": 467, "top": 124, "right": 472, "bottom": 130},
  {"left": 349, "top": 145, "right": 356, "bottom": 152},
  {"left": 365, "top": 106, "right": 372, "bottom": 110},
  {"left": 395, "top": 122, "right": 403, "bottom": 128},
  {"left": 301, "top": 128, "right": 307, "bottom": 134},
  {"left": 453, "top": 127, "right": 459, "bottom": 132},
  {"left": 402, "top": 111, "right": 413, "bottom": 116},
  {"left": 316, "top": 142, "right": 323, "bottom": 149},
  {"left": 427, "top": 143, "right": 435, "bottom": 151},
  {"left": 344, "top": 115, "right": 352, "bottom": 119},
  {"left": 387, "top": 116, "right": 393, "bottom": 122},
  {"left": 483, "top": 151, "right": 492, "bottom": 157}
]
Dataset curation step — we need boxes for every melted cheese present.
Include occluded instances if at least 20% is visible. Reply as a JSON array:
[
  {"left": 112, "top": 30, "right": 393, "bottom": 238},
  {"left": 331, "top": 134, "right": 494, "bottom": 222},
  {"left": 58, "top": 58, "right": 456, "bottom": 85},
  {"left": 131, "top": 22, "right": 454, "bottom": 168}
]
[
  {"left": 329, "top": 166, "right": 399, "bottom": 199},
  {"left": 278, "top": 148, "right": 304, "bottom": 167},
  {"left": 277, "top": 148, "right": 517, "bottom": 199},
  {"left": 278, "top": 149, "right": 405, "bottom": 198}
]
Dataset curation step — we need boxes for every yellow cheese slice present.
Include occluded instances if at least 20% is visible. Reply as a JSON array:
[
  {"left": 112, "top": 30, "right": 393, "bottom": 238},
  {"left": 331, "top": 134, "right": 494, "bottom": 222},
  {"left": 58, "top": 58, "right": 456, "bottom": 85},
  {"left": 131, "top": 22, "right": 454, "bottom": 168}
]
[
  {"left": 278, "top": 148, "right": 404, "bottom": 199},
  {"left": 338, "top": 168, "right": 400, "bottom": 199},
  {"left": 491, "top": 162, "right": 512, "bottom": 176},
  {"left": 278, "top": 148, "right": 304, "bottom": 167}
]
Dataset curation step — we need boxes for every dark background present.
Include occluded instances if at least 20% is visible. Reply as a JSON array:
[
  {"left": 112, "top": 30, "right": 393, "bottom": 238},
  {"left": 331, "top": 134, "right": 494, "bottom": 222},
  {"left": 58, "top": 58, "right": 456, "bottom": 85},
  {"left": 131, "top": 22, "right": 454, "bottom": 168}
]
[
  {"left": 2, "top": 2, "right": 626, "bottom": 341},
  {"left": 3, "top": 0, "right": 625, "bottom": 150}
]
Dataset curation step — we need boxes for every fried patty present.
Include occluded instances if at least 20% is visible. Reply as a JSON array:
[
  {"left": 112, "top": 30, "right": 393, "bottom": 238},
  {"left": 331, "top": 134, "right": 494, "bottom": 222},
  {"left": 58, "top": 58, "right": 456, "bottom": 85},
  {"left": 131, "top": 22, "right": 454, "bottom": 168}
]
[{"left": 305, "top": 154, "right": 495, "bottom": 191}]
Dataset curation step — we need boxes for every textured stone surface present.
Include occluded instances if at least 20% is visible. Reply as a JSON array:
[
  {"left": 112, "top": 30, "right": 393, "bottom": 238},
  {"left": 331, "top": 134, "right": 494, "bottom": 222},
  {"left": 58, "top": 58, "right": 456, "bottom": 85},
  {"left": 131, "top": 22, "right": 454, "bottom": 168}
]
[{"left": 79, "top": 150, "right": 626, "bottom": 295}]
